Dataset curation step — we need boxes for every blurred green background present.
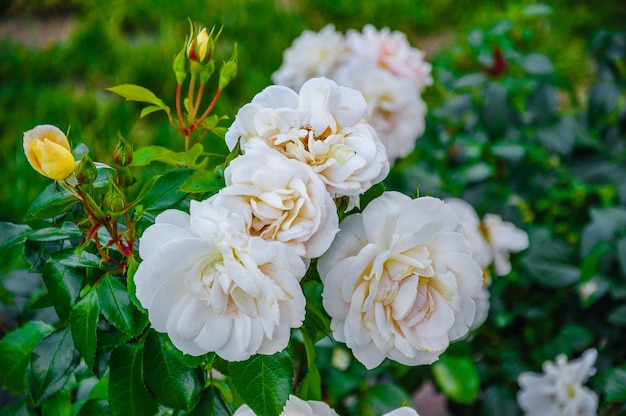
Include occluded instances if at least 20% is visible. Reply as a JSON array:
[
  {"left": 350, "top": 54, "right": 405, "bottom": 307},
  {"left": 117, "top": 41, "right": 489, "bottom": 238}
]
[{"left": 0, "top": 0, "right": 624, "bottom": 224}]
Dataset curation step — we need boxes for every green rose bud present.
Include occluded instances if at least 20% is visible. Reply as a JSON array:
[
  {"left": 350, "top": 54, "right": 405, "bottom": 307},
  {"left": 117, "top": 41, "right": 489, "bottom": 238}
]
[
  {"left": 112, "top": 133, "right": 133, "bottom": 167},
  {"left": 173, "top": 46, "right": 188, "bottom": 84},
  {"left": 218, "top": 43, "right": 238, "bottom": 89},
  {"left": 76, "top": 152, "right": 98, "bottom": 184}
]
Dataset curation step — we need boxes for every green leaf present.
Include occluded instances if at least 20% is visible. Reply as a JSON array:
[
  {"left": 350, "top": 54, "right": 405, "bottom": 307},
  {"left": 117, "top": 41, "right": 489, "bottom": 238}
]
[
  {"left": 179, "top": 168, "right": 225, "bottom": 194},
  {"left": 617, "top": 238, "right": 626, "bottom": 278},
  {"left": 28, "top": 222, "right": 82, "bottom": 242},
  {"left": 28, "top": 326, "right": 81, "bottom": 405},
  {"left": 97, "top": 274, "right": 147, "bottom": 337},
  {"left": 527, "top": 83, "right": 558, "bottom": 124},
  {"left": 432, "top": 346, "right": 480, "bottom": 404},
  {"left": 481, "top": 386, "right": 520, "bottom": 416},
  {"left": 229, "top": 351, "right": 293, "bottom": 416},
  {"left": 41, "top": 390, "right": 72, "bottom": 416},
  {"left": 609, "top": 305, "right": 626, "bottom": 326},
  {"left": 70, "top": 289, "right": 100, "bottom": 371},
  {"left": 522, "top": 238, "right": 580, "bottom": 288},
  {"left": 131, "top": 144, "right": 205, "bottom": 168},
  {"left": 126, "top": 256, "right": 143, "bottom": 311},
  {"left": 491, "top": 143, "right": 525, "bottom": 160},
  {"left": 0, "top": 222, "right": 31, "bottom": 255},
  {"left": 109, "top": 343, "right": 158, "bottom": 416},
  {"left": 599, "top": 367, "right": 626, "bottom": 402},
  {"left": 143, "top": 331, "right": 202, "bottom": 410},
  {"left": 522, "top": 3, "right": 552, "bottom": 17},
  {"left": 106, "top": 84, "right": 169, "bottom": 113},
  {"left": 77, "top": 399, "right": 110, "bottom": 416},
  {"left": 0, "top": 321, "right": 54, "bottom": 394},
  {"left": 522, "top": 53, "right": 554, "bottom": 75},
  {"left": 140, "top": 105, "right": 165, "bottom": 118},
  {"left": 41, "top": 262, "right": 83, "bottom": 321},
  {"left": 535, "top": 116, "right": 576, "bottom": 155},
  {"left": 189, "top": 386, "right": 232, "bottom": 416},
  {"left": 139, "top": 168, "right": 193, "bottom": 214},
  {"left": 297, "top": 366, "right": 321, "bottom": 402},
  {"left": 49, "top": 249, "right": 102, "bottom": 269},
  {"left": 365, "top": 384, "right": 412, "bottom": 415},
  {"left": 25, "top": 169, "right": 110, "bottom": 221}
]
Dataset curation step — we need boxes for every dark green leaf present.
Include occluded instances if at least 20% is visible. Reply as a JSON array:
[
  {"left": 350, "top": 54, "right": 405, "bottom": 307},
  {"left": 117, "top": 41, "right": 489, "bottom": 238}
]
[
  {"left": 450, "top": 162, "right": 493, "bottom": 186},
  {"left": 106, "top": 84, "right": 169, "bottom": 113},
  {"left": 609, "top": 305, "right": 626, "bottom": 326},
  {"left": 0, "top": 222, "right": 31, "bottom": 255},
  {"left": 49, "top": 249, "right": 102, "bottom": 269},
  {"left": 97, "top": 274, "right": 147, "bottom": 337},
  {"left": 229, "top": 351, "right": 293, "bottom": 416},
  {"left": 588, "top": 82, "right": 620, "bottom": 127},
  {"left": 28, "top": 326, "right": 80, "bottom": 405},
  {"left": 126, "top": 256, "right": 143, "bottom": 311},
  {"left": 143, "top": 331, "right": 202, "bottom": 410},
  {"left": 535, "top": 116, "right": 576, "bottom": 155},
  {"left": 481, "top": 386, "right": 521, "bottom": 416},
  {"left": 0, "top": 401, "right": 33, "bottom": 416},
  {"left": 580, "top": 241, "right": 613, "bottom": 283},
  {"left": 297, "top": 366, "right": 321, "bottom": 402},
  {"left": 70, "top": 289, "right": 100, "bottom": 371},
  {"left": 491, "top": 143, "right": 525, "bottom": 160},
  {"left": 109, "top": 343, "right": 158, "bottom": 416},
  {"left": 139, "top": 168, "right": 193, "bottom": 214},
  {"left": 522, "top": 3, "right": 552, "bottom": 16},
  {"left": 365, "top": 384, "right": 412, "bottom": 414},
  {"left": 479, "top": 83, "right": 512, "bottom": 136},
  {"left": 41, "top": 262, "right": 83, "bottom": 321},
  {"left": 41, "top": 390, "right": 72, "bottom": 416},
  {"left": 0, "top": 321, "right": 54, "bottom": 394},
  {"left": 454, "top": 73, "right": 487, "bottom": 89},
  {"left": 599, "top": 367, "right": 626, "bottom": 402},
  {"left": 527, "top": 84, "right": 558, "bottom": 124},
  {"left": 179, "top": 168, "right": 226, "bottom": 194},
  {"left": 522, "top": 238, "right": 580, "bottom": 287},
  {"left": 189, "top": 386, "right": 232, "bottom": 416},
  {"left": 432, "top": 348, "right": 480, "bottom": 404},
  {"left": 77, "top": 399, "right": 110, "bottom": 416},
  {"left": 617, "top": 238, "right": 626, "bottom": 278},
  {"left": 28, "top": 222, "right": 82, "bottom": 242}
]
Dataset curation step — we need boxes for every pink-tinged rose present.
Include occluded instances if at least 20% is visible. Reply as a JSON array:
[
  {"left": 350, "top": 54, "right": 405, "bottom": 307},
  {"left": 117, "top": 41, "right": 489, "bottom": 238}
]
[
  {"left": 212, "top": 139, "right": 338, "bottom": 259},
  {"left": 318, "top": 192, "right": 483, "bottom": 369},
  {"left": 134, "top": 200, "right": 306, "bottom": 361},
  {"left": 234, "top": 395, "right": 339, "bottom": 416}
]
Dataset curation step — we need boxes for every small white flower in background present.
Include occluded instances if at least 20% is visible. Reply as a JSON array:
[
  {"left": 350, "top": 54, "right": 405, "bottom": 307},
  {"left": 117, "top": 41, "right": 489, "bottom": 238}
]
[
  {"left": 318, "top": 192, "right": 483, "bottom": 369},
  {"left": 333, "top": 63, "right": 427, "bottom": 163},
  {"left": 233, "top": 395, "right": 419, "bottom": 416},
  {"left": 233, "top": 394, "right": 339, "bottom": 416},
  {"left": 345, "top": 24, "right": 433, "bottom": 91},
  {"left": 517, "top": 348, "right": 598, "bottom": 416},
  {"left": 445, "top": 197, "right": 529, "bottom": 276},
  {"left": 211, "top": 139, "right": 338, "bottom": 259},
  {"left": 225, "top": 77, "right": 389, "bottom": 209},
  {"left": 482, "top": 213, "right": 529, "bottom": 276},
  {"left": 272, "top": 24, "right": 345, "bottom": 91},
  {"left": 133, "top": 200, "right": 306, "bottom": 361}
]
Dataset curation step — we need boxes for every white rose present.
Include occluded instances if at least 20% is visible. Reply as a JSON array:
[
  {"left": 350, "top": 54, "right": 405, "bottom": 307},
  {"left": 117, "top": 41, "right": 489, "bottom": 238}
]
[
  {"left": 226, "top": 77, "right": 389, "bottom": 209},
  {"left": 345, "top": 24, "right": 433, "bottom": 91},
  {"left": 383, "top": 408, "right": 420, "bottom": 416},
  {"left": 517, "top": 348, "right": 598, "bottom": 416},
  {"left": 134, "top": 200, "right": 306, "bottom": 361},
  {"left": 444, "top": 197, "right": 493, "bottom": 269},
  {"left": 318, "top": 192, "right": 483, "bottom": 369},
  {"left": 234, "top": 394, "right": 339, "bottom": 416},
  {"left": 272, "top": 24, "right": 346, "bottom": 91},
  {"left": 212, "top": 139, "right": 338, "bottom": 259},
  {"left": 482, "top": 213, "right": 529, "bottom": 276},
  {"left": 333, "top": 63, "right": 427, "bottom": 163}
]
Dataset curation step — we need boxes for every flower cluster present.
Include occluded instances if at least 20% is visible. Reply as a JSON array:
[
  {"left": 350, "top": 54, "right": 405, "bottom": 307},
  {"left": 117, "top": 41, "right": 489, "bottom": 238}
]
[
  {"left": 517, "top": 348, "right": 598, "bottom": 416},
  {"left": 272, "top": 24, "right": 432, "bottom": 163},
  {"left": 234, "top": 395, "right": 420, "bottom": 416}
]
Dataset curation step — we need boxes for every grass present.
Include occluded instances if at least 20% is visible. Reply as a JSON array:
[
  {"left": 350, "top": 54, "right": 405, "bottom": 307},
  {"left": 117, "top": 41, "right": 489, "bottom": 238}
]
[{"left": 0, "top": 0, "right": 624, "bottom": 223}]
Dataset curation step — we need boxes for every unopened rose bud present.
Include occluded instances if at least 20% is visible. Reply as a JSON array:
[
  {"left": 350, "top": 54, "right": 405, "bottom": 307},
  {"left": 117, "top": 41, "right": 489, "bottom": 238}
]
[
  {"left": 112, "top": 133, "right": 133, "bottom": 167},
  {"left": 186, "top": 22, "right": 220, "bottom": 65},
  {"left": 173, "top": 46, "right": 188, "bottom": 84},
  {"left": 104, "top": 180, "right": 126, "bottom": 218},
  {"left": 76, "top": 152, "right": 98, "bottom": 184},
  {"left": 23, "top": 124, "right": 76, "bottom": 181},
  {"left": 218, "top": 43, "right": 238, "bottom": 89}
]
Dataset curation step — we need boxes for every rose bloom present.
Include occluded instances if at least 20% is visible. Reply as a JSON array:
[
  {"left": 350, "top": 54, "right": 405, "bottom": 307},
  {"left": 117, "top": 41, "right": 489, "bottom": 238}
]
[
  {"left": 482, "top": 213, "right": 529, "bottom": 276},
  {"left": 333, "top": 63, "right": 427, "bottom": 163},
  {"left": 234, "top": 395, "right": 420, "bottom": 416},
  {"left": 23, "top": 124, "right": 76, "bottom": 180},
  {"left": 134, "top": 200, "right": 306, "bottom": 361},
  {"left": 345, "top": 24, "right": 433, "bottom": 91},
  {"left": 272, "top": 24, "right": 345, "bottom": 91},
  {"left": 318, "top": 192, "right": 483, "bottom": 369},
  {"left": 225, "top": 77, "right": 389, "bottom": 208},
  {"left": 517, "top": 348, "right": 598, "bottom": 416},
  {"left": 443, "top": 198, "right": 493, "bottom": 269},
  {"left": 211, "top": 139, "right": 338, "bottom": 259}
]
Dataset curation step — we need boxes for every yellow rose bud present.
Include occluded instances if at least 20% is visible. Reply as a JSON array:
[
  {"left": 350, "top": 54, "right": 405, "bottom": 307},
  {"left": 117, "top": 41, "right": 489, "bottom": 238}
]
[{"left": 23, "top": 125, "right": 76, "bottom": 180}]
